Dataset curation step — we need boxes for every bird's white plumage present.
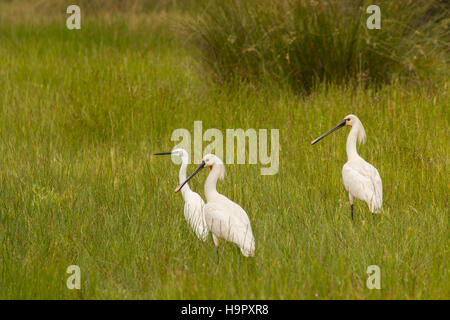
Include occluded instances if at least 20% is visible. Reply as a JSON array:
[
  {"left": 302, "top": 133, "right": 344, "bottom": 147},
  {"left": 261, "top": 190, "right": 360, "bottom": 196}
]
[
  {"left": 204, "top": 197, "right": 255, "bottom": 257},
  {"left": 341, "top": 115, "right": 382, "bottom": 213},
  {"left": 342, "top": 159, "right": 382, "bottom": 213},
  {"left": 182, "top": 191, "right": 208, "bottom": 241},
  {"left": 172, "top": 149, "right": 209, "bottom": 241},
  {"left": 201, "top": 154, "right": 255, "bottom": 257}
]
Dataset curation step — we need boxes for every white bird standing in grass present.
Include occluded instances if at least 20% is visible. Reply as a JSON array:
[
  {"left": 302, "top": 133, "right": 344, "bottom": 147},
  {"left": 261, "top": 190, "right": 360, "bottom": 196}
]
[
  {"left": 154, "top": 149, "right": 209, "bottom": 241},
  {"left": 175, "top": 154, "right": 255, "bottom": 257},
  {"left": 311, "top": 115, "right": 382, "bottom": 219}
]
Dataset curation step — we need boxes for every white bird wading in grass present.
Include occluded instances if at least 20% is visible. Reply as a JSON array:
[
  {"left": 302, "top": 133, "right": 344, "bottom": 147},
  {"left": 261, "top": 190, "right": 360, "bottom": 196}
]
[
  {"left": 311, "top": 115, "right": 382, "bottom": 219},
  {"left": 175, "top": 154, "right": 255, "bottom": 257},
  {"left": 154, "top": 149, "right": 209, "bottom": 241}
]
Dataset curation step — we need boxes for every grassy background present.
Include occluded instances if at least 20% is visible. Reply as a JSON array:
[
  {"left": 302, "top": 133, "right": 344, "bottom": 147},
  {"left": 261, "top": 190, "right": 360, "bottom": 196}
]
[
  {"left": 186, "top": 0, "right": 448, "bottom": 92},
  {"left": 0, "top": 1, "right": 448, "bottom": 299}
]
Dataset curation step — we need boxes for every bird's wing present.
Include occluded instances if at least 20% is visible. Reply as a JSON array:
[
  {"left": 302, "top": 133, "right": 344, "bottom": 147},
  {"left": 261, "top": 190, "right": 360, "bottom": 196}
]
[
  {"left": 184, "top": 190, "right": 204, "bottom": 208},
  {"left": 219, "top": 194, "right": 252, "bottom": 226},
  {"left": 343, "top": 161, "right": 382, "bottom": 212},
  {"left": 189, "top": 191, "right": 206, "bottom": 206},
  {"left": 343, "top": 163, "right": 375, "bottom": 202},
  {"left": 368, "top": 165, "right": 382, "bottom": 211},
  {"left": 358, "top": 160, "right": 382, "bottom": 211},
  {"left": 204, "top": 202, "right": 254, "bottom": 244},
  {"left": 183, "top": 192, "right": 208, "bottom": 239},
  {"left": 184, "top": 193, "right": 204, "bottom": 219}
]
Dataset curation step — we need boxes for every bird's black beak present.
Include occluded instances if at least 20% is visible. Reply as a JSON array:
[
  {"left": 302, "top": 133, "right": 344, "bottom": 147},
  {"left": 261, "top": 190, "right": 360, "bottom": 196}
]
[
  {"left": 175, "top": 161, "right": 206, "bottom": 193},
  {"left": 311, "top": 119, "right": 346, "bottom": 145},
  {"left": 153, "top": 152, "right": 172, "bottom": 156}
]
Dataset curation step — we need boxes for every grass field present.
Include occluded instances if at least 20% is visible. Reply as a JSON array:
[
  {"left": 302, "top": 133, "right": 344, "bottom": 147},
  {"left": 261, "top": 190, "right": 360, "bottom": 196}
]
[{"left": 0, "top": 2, "right": 448, "bottom": 299}]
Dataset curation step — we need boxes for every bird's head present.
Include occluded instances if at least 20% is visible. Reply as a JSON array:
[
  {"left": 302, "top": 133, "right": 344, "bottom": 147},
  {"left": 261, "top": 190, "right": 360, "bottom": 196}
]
[
  {"left": 175, "top": 154, "right": 225, "bottom": 193},
  {"left": 311, "top": 114, "right": 366, "bottom": 145},
  {"left": 202, "top": 154, "right": 225, "bottom": 179},
  {"left": 344, "top": 114, "right": 366, "bottom": 144},
  {"left": 171, "top": 148, "right": 189, "bottom": 161},
  {"left": 344, "top": 114, "right": 358, "bottom": 127},
  {"left": 153, "top": 148, "right": 189, "bottom": 164}
]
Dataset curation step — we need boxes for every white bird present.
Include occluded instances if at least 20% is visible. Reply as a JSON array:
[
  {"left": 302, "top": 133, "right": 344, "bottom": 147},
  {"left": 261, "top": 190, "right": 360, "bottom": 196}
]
[
  {"left": 311, "top": 114, "right": 382, "bottom": 219},
  {"left": 175, "top": 154, "right": 255, "bottom": 257},
  {"left": 154, "top": 148, "right": 209, "bottom": 241}
]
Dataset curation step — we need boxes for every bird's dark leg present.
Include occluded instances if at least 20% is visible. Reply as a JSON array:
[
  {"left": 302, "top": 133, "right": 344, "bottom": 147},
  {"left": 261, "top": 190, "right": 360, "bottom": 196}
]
[
  {"left": 351, "top": 204, "right": 354, "bottom": 220},
  {"left": 216, "top": 246, "right": 220, "bottom": 264}
]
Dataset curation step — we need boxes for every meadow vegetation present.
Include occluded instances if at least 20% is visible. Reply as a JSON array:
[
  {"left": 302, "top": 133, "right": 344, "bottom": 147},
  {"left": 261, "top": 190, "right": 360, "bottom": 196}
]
[
  {"left": 0, "top": 0, "right": 448, "bottom": 299},
  {"left": 186, "top": 0, "right": 448, "bottom": 92}
]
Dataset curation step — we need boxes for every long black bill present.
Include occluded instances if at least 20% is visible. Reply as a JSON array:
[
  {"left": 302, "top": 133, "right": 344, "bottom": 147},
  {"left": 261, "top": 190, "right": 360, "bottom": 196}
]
[
  {"left": 311, "top": 119, "right": 346, "bottom": 145},
  {"left": 153, "top": 152, "right": 172, "bottom": 155},
  {"left": 175, "top": 161, "right": 205, "bottom": 193}
]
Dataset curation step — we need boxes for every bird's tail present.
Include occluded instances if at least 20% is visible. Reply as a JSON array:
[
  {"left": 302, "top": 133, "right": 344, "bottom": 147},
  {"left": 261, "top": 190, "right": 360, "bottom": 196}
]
[
  {"left": 369, "top": 195, "right": 382, "bottom": 214},
  {"left": 239, "top": 228, "right": 255, "bottom": 257},
  {"left": 240, "top": 242, "right": 255, "bottom": 257}
]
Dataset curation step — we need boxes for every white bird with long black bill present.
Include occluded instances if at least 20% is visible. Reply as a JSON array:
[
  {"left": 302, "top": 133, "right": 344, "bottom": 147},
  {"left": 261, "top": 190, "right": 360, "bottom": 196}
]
[
  {"left": 175, "top": 154, "right": 255, "bottom": 257},
  {"left": 154, "top": 149, "right": 209, "bottom": 241},
  {"left": 311, "top": 115, "right": 382, "bottom": 219}
]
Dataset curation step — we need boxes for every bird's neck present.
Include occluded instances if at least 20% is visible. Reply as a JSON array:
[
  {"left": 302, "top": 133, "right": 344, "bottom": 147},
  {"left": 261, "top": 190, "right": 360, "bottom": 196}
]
[
  {"left": 179, "top": 159, "right": 191, "bottom": 194},
  {"left": 204, "top": 165, "right": 222, "bottom": 201},
  {"left": 346, "top": 126, "right": 359, "bottom": 160}
]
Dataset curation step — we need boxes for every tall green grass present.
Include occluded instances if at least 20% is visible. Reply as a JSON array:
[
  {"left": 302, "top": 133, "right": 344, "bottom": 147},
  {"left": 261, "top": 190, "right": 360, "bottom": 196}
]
[
  {"left": 186, "top": 0, "right": 448, "bottom": 92},
  {"left": 0, "top": 2, "right": 448, "bottom": 299}
]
